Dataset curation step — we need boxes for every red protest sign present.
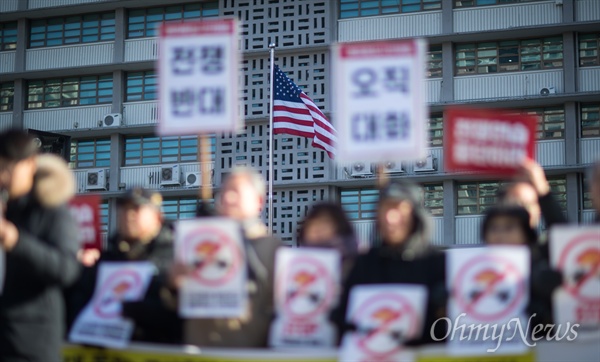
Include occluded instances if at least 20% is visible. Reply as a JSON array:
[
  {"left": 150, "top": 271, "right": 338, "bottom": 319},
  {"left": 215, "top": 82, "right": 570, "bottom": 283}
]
[
  {"left": 445, "top": 107, "right": 537, "bottom": 175},
  {"left": 69, "top": 195, "right": 102, "bottom": 250}
]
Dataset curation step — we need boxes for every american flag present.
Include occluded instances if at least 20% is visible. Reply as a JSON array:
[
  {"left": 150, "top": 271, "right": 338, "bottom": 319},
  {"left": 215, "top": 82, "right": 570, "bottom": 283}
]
[{"left": 273, "top": 65, "right": 336, "bottom": 159}]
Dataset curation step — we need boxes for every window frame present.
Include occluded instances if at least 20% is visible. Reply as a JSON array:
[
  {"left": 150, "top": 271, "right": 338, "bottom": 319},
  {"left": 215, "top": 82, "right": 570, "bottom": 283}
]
[
  {"left": 28, "top": 12, "right": 115, "bottom": 48},
  {"left": 579, "top": 33, "right": 600, "bottom": 67},
  {"left": 26, "top": 75, "right": 113, "bottom": 109},
  {"left": 125, "top": 70, "right": 157, "bottom": 102},
  {"left": 123, "top": 135, "right": 216, "bottom": 166},
  {"left": 339, "top": 0, "right": 442, "bottom": 19},
  {"left": 428, "top": 113, "right": 443, "bottom": 147},
  {"left": 427, "top": 44, "right": 443, "bottom": 78},
  {"left": 454, "top": 0, "right": 543, "bottom": 8},
  {"left": 581, "top": 103, "right": 600, "bottom": 138},
  {"left": 69, "top": 138, "right": 112, "bottom": 169},
  {"left": 0, "top": 22, "right": 17, "bottom": 51},
  {"left": 514, "top": 106, "right": 565, "bottom": 140},
  {"left": 162, "top": 197, "right": 206, "bottom": 220},
  {"left": 456, "top": 180, "right": 502, "bottom": 215},
  {"left": 0, "top": 82, "right": 14, "bottom": 112}
]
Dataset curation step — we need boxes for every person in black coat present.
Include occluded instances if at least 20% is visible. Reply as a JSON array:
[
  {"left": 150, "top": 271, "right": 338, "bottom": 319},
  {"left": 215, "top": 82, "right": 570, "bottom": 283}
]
[
  {"left": 0, "top": 130, "right": 80, "bottom": 362},
  {"left": 331, "top": 180, "right": 446, "bottom": 346},
  {"left": 67, "top": 188, "right": 181, "bottom": 345}
]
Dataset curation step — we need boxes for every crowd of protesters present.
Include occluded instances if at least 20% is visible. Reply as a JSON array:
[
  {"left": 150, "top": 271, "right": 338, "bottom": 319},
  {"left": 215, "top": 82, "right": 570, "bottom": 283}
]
[{"left": 0, "top": 128, "right": 599, "bottom": 361}]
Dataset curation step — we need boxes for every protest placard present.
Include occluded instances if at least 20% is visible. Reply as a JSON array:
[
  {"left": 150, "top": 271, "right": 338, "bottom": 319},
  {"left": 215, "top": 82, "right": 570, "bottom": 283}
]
[
  {"left": 339, "top": 284, "right": 427, "bottom": 362},
  {"left": 445, "top": 107, "right": 537, "bottom": 175},
  {"left": 69, "top": 262, "right": 155, "bottom": 349},
  {"left": 269, "top": 248, "right": 340, "bottom": 348},
  {"left": 174, "top": 217, "right": 247, "bottom": 318},
  {"left": 332, "top": 39, "right": 428, "bottom": 163},
  {"left": 68, "top": 194, "right": 102, "bottom": 251},
  {"left": 446, "top": 246, "right": 530, "bottom": 355},
  {"left": 158, "top": 18, "right": 240, "bottom": 135},
  {"left": 550, "top": 225, "right": 600, "bottom": 340}
]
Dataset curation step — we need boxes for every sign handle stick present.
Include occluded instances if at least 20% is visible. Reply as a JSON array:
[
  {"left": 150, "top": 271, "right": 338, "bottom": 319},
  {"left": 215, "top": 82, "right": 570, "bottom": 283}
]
[
  {"left": 377, "top": 163, "right": 389, "bottom": 189},
  {"left": 199, "top": 134, "right": 211, "bottom": 202},
  {"left": 267, "top": 43, "right": 276, "bottom": 235}
]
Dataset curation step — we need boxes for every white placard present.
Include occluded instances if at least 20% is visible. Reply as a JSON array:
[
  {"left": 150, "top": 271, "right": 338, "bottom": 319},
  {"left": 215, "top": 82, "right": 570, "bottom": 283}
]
[
  {"left": 69, "top": 262, "right": 155, "bottom": 349},
  {"left": 175, "top": 217, "right": 247, "bottom": 318},
  {"left": 332, "top": 39, "right": 427, "bottom": 163},
  {"left": 446, "top": 246, "right": 530, "bottom": 355},
  {"left": 550, "top": 225, "right": 600, "bottom": 340},
  {"left": 339, "top": 284, "right": 427, "bottom": 362},
  {"left": 269, "top": 248, "right": 340, "bottom": 348},
  {"left": 158, "top": 18, "right": 240, "bottom": 135}
]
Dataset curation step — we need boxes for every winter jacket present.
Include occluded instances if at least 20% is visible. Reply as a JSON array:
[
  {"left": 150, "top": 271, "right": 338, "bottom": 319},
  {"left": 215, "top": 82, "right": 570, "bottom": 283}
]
[
  {"left": 67, "top": 222, "right": 182, "bottom": 345},
  {"left": 331, "top": 197, "right": 446, "bottom": 346},
  {"left": 184, "top": 218, "right": 280, "bottom": 348},
  {"left": 0, "top": 155, "right": 80, "bottom": 362}
]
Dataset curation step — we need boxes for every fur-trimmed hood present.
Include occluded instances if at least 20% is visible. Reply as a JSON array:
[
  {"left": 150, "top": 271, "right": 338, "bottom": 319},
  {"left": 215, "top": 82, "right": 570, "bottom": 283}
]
[{"left": 34, "top": 154, "right": 76, "bottom": 207}]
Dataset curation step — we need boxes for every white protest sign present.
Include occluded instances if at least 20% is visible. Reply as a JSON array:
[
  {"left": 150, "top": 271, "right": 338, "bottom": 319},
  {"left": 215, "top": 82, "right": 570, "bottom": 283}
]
[
  {"left": 175, "top": 217, "right": 247, "bottom": 318},
  {"left": 332, "top": 39, "right": 427, "bottom": 163},
  {"left": 339, "top": 284, "right": 426, "bottom": 362},
  {"left": 550, "top": 225, "right": 600, "bottom": 340},
  {"left": 69, "top": 262, "right": 155, "bottom": 349},
  {"left": 158, "top": 18, "right": 240, "bottom": 135},
  {"left": 446, "top": 246, "right": 530, "bottom": 355},
  {"left": 269, "top": 248, "right": 340, "bottom": 348}
]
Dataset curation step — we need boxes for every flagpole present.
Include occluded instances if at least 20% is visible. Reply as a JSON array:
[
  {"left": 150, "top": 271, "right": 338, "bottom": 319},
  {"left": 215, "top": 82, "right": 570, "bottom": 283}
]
[{"left": 268, "top": 42, "right": 276, "bottom": 235}]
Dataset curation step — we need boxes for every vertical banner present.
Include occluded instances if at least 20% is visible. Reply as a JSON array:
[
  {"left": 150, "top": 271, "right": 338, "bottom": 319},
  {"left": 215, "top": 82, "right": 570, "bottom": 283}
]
[
  {"left": 269, "top": 248, "right": 340, "bottom": 348},
  {"left": 332, "top": 39, "right": 428, "bottom": 163},
  {"left": 158, "top": 18, "right": 240, "bottom": 135},
  {"left": 445, "top": 107, "right": 537, "bottom": 175},
  {"left": 550, "top": 225, "right": 600, "bottom": 340},
  {"left": 174, "top": 217, "right": 247, "bottom": 318},
  {"left": 446, "top": 246, "right": 530, "bottom": 355},
  {"left": 69, "top": 262, "right": 155, "bottom": 349},
  {"left": 339, "top": 284, "right": 427, "bottom": 362},
  {"left": 68, "top": 194, "right": 102, "bottom": 251}
]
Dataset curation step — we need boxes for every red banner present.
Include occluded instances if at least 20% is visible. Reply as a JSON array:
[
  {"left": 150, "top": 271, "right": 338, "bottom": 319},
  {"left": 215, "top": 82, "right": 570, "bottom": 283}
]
[
  {"left": 445, "top": 107, "right": 537, "bottom": 175},
  {"left": 69, "top": 195, "right": 102, "bottom": 250}
]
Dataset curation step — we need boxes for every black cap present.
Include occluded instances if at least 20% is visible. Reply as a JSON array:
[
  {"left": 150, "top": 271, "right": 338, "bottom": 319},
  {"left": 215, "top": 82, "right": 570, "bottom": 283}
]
[{"left": 117, "top": 187, "right": 162, "bottom": 208}]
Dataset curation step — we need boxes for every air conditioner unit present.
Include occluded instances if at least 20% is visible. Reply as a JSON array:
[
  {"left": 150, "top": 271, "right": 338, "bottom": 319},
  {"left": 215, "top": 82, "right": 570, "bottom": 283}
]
[
  {"left": 350, "top": 162, "right": 373, "bottom": 177},
  {"left": 382, "top": 161, "right": 404, "bottom": 174},
  {"left": 414, "top": 155, "right": 436, "bottom": 173},
  {"left": 540, "top": 87, "right": 556, "bottom": 96},
  {"left": 85, "top": 169, "right": 108, "bottom": 191},
  {"left": 102, "top": 113, "right": 122, "bottom": 127},
  {"left": 160, "top": 164, "right": 181, "bottom": 186},
  {"left": 185, "top": 172, "right": 201, "bottom": 187}
]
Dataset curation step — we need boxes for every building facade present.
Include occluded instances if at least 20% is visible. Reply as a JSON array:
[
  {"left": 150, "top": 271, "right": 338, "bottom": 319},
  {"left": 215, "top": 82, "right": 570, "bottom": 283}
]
[{"left": 1, "top": 0, "right": 598, "bottom": 246}]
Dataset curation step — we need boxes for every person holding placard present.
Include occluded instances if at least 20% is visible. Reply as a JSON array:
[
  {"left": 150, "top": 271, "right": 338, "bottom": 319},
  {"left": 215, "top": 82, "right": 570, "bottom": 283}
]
[
  {"left": 298, "top": 202, "right": 359, "bottom": 280},
  {"left": 332, "top": 180, "right": 446, "bottom": 346},
  {"left": 179, "top": 167, "right": 280, "bottom": 348},
  {"left": 481, "top": 205, "right": 562, "bottom": 334},
  {"left": 68, "top": 188, "right": 181, "bottom": 345},
  {"left": 0, "top": 130, "right": 80, "bottom": 362}
]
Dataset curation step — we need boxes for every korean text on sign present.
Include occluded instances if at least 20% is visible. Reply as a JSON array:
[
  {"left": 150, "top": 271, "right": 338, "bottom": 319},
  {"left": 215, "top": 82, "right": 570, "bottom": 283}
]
[
  {"left": 158, "top": 18, "right": 240, "bottom": 135},
  {"left": 68, "top": 194, "right": 102, "bottom": 251},
  {"left": 332, "top": 39, "right": 428, "bottom": 163},
  {"left": 445, "top": 107, "right": 537, "bottom": 175}
]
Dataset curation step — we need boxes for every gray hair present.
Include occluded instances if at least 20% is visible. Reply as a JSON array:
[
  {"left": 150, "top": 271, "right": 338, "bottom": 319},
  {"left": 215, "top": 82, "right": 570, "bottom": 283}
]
[{"left": 224, "top": 166, "right": 266, "bottom": 195}]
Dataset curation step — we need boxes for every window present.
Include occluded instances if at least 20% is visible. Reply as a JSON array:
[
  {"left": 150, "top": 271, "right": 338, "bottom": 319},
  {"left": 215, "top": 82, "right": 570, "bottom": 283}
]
[
  {"left": 423, "top": 183, "right": 444, "bottom": 216},
  {"left": 0, "top": 82, "right": 14, "bottom": 111},
  {"left": 579, "top": 33, "right": 600, "bottom": 67},
  {"left": 428, "top": 113, "right": 443, "bottom": 146},
  {"left": 162, "top": 197, "right": 205, "bottom": 220},
  {"left": 29, "top": 13, "right": 115, "bottom": 48},
  {"left": 455, "top": 37, "right": 563, "bottom": 75},
  {"left": 0, "top": 22, "right": 17, "bottom": 51},
  {"left": 99, "top": 201, "right": 109, "bottom": 233},
  {"left": 581, "top": 103, "right": 600, "bottom": 138},
  {"left": 124, "top": 135, "right": 216, "bottom": 166},
  {"left": 339, "top": 0, "right": 442, "bottom": 19},
  {"left": 27, "top": 75, "right": 113, "bottom": 109},
  {"left": 548, "top": 177, "right": 567, "bottom": 212},
  {"left": 457, "top": 181, "right": 501, "bottom": 215},
  {"left": 427, "top": 44, "right": 443, "bottom": 78},
  {"left": 70, "top": 138, "right": 111, "bottom": 168},
  {"left": 517, "top": 107, "right": 565, "bottom": 140},
  {"left": 582, "top": 175, "right": 593, "bottom": 210},
  {"left": 127, "top": 2, "right": 219, "bottom": 39},
  {"left": 341, "top": 188, "right": 379, "bottom": 220},
  {"left": 126, "top": 71, "right": 157, "bottom": 102},
  {"left": 455, "top": 0, "right": 541, "bottom": 8}
]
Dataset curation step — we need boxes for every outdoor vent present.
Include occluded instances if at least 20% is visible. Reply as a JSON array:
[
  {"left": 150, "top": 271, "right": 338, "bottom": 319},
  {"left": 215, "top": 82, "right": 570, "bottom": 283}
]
[
  {"left": 350, "top": 162, "right": 373, "bottom": 177},
  {"left": 85, "top": 169, "right": 108, "bottom": 191},
  {"left": 102, "top": 113, "right": 122, "bottom": 127},
  {"left": 540, "top": 87, "right": 556, "bottom": 96},
  {"left": 414, "top": 155, "right": 436, "bottom": 173},
  {"left": 382, "top": 161, "right": 404, "bottom": 174},
  {"left": 185, "top": 172, "right": 201, "bottom": 187},
  {"left": 160, "top": 164, "right": 181, "bottom": 186}
]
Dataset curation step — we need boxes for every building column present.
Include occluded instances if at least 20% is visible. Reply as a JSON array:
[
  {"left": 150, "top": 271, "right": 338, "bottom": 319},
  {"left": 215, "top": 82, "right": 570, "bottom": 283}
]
[
  {"left": 564, "top": 101, "right": 578, "bottom": 166},
  {"left": 563, "top": 32, "right": 577, "bottom": 94},
  {"left": 442, "top": 0, "right": 453, "bottom": 34},
  {"left": 11, "top": 79, "right": 24, "bottom": 129},
  {"left": 113, "top": 7, "right": 126, "bottom": 64},
  {"left": 441, "top": 42, "right": 454, "bottom": 103},
  {"left": 443, "top": 179, "right": 456, "bottom": 245},
  {"left": 109, "top": 133, "right": 122, "bottom": 192},
  {"left": 15, "top": 18, "right": 27, "bottom": 73},
  {"left": 112, "top": 70, "right": 124, "bottom": 114},
  {"left": 566, "top": 172, "right": 579, "bottom": 222},
  {"left": 562, "top": 0, "right": 575, "bottom": 23}
]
